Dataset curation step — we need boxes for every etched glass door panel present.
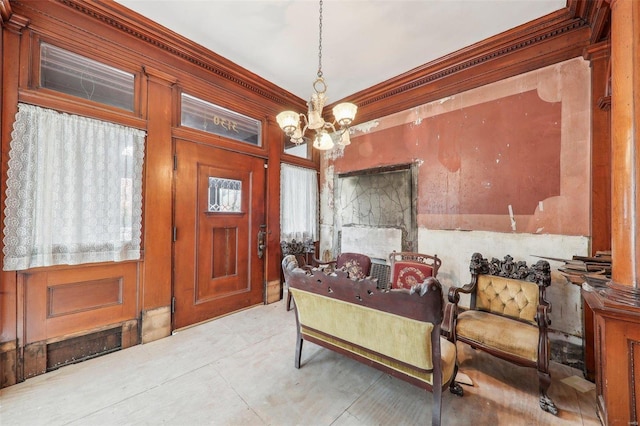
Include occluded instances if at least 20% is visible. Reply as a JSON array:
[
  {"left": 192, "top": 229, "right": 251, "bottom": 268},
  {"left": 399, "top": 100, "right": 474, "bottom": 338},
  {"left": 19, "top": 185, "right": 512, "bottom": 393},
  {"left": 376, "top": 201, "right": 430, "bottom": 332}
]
[{"left": 208, "top": 178, "right": 242, "bottom": 213}]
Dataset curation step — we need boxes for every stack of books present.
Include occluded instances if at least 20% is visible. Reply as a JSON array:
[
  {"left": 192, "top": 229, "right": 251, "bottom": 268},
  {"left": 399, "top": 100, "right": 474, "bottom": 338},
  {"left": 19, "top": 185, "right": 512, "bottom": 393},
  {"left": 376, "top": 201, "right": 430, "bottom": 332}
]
[{"left": 535, "top": 251, "right": 611, "bottom": 286}]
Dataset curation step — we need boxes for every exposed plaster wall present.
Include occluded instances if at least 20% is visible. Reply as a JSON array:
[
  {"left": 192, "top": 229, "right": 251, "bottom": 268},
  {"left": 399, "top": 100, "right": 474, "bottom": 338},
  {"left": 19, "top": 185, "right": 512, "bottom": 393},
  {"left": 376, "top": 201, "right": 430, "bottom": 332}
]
[
  {"left": 418, "top": 229, "right": 588, "bottom": 340},
  {"left": 319, "top": 58, "right": 591, "bottom": 343}
]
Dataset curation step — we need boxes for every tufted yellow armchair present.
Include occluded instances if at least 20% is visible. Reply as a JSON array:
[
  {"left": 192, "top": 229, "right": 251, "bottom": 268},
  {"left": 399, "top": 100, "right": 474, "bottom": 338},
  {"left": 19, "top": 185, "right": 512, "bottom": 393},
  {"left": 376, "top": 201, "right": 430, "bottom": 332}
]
[{"left": 447, "top": 252, "right": 557, "bottom": 415}]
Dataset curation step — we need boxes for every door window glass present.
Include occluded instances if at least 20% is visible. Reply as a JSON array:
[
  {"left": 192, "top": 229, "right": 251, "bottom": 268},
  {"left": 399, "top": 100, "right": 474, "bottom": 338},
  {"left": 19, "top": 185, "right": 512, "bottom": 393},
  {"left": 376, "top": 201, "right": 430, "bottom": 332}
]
[{"left": 208, "top": 177, "right": 242, "bottom": 212}]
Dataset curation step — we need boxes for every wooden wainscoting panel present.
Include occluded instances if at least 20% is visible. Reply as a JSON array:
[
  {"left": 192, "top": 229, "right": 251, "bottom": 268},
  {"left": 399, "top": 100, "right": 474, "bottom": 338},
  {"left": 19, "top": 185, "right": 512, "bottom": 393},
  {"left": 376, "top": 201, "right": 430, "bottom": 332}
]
[
  {"left": 24, "top": 262, "right": 139, "bottom": 344},
  {"left": 48, "top": 278, "right": 122, "bottom": 317}
]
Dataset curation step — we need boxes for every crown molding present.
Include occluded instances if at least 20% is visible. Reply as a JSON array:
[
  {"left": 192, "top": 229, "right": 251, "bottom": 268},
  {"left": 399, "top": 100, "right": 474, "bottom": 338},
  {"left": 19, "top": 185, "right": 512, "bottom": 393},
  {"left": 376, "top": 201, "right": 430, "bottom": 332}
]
[
  {"left": 343, "top": 7, "right": 596, "bottom": 122},
  {"left": 55, "top": 0, "right": 305, "bottom": 110}
]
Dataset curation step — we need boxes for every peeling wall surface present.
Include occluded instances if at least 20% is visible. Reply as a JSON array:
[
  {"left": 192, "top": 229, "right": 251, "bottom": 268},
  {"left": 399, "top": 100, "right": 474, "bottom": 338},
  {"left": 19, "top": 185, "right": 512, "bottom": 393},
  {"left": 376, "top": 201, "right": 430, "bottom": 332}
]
[
  {"left": 320, "top": 58, "right": 591, "bottom": 341},
  {"left": 419, "top": 229, "right": 588, "bottom": 341},
  {"left": 335, "top": 169, "right": 414, "bottom": 256}
]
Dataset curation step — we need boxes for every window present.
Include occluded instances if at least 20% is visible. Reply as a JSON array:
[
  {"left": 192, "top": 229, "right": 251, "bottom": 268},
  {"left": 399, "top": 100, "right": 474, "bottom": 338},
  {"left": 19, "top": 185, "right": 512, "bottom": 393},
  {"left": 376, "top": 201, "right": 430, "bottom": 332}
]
[
  {"left": 40, "top": 43, "right": 135, "bottom": 111},
  {"left": 181, "top": 93, "right": 261, "bottom": 146},
  {"left": 3, "top": 104, "right": 146, "bottom": 271},
  {"left": 208, "top": 177, "right": 242, "bottom": 213},
  {"left": 280, "top": 164, "right": 318, "bottom": 242},
  {"left": 283, "top": 137, "right": 312, "bottom": 160}
]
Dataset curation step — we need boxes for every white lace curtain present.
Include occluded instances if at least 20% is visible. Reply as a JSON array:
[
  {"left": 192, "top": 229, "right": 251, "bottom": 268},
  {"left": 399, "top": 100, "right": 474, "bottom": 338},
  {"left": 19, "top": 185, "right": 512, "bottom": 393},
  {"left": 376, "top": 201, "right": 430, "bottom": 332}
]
[
  {"left": 3, "top": 103, "right": 146, "bottom": 271},
  {"left": 280, "top": 164, "right": 318, "bottom": 242}
]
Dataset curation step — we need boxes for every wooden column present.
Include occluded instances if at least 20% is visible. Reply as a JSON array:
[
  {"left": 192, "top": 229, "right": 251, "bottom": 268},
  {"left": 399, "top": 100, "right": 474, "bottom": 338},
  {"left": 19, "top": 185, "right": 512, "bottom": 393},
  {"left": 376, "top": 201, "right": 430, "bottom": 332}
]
[
  {"left": 584, "top": 41, "right": 612, "bottom": 257},
  {"left": 140, "top": 66, "right": 177, "bottom": 343},
  {"left": 609, "top": 0, "right": 640, "bottom": 299},
  {"left": 264, "top": 119, "right": 284, "bottom": 303},
  {"left": 582, "top": 41, "right": 611, "bottom": 382},
  {"left": 582, "top": 1, "right": 640, "bottom": 424},
  {"left": 0, "top": 5, "right": 29, "bottom": 388}
]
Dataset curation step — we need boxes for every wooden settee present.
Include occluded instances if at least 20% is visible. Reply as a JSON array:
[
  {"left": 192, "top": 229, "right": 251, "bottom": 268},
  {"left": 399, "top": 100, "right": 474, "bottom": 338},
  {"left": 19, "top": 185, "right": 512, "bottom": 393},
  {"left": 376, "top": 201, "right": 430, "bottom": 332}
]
[
  {"left": 447, "top": 253, "right": 557, "bottom": 415},
  {"left": 282, "top": 255, "right": 463, "bottom": 426}
]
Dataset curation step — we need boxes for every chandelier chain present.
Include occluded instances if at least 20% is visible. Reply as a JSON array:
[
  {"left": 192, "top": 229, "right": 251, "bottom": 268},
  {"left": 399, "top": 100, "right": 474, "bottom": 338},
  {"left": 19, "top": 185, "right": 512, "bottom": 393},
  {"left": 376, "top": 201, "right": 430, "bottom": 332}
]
[
  {"left": 317, "top": 0, "right": 323, "bottom": 78},
  {"left": 275, "top": 0, "right": 357, "bottom": 150}
]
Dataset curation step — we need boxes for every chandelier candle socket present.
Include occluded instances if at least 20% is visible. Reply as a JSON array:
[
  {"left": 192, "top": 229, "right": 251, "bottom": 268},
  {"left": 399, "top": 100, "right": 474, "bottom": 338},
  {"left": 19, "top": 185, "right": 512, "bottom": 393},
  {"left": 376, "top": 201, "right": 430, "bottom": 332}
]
[{"left": 276, "top": 0, "right": 357, "bottom": 150}]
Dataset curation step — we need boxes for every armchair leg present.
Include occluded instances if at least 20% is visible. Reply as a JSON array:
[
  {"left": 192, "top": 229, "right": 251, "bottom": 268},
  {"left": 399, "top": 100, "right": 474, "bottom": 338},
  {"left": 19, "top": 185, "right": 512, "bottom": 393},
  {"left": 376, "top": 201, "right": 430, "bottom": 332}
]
[
  {"left": 286, "top": 291, "right": 292, "bottom": 311},
  {"left": 538, "top": 370, "right": 558, "bottom": 415},
  {"left": 432, "top": 385, "right": 442, "bottom": 426},
  {"left": 449, "top": 365, "right": 464, "bottom": 397},
  {"left": 449, "top": 381, "right": 463, "bottom": 397}
]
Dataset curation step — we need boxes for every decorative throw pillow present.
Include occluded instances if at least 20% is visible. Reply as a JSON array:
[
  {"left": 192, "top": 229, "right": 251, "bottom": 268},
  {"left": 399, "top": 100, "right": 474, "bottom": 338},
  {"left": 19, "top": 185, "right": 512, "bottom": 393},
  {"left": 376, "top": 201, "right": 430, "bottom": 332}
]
[{"left": 393, "top": 262, "right": 433, "bottom": 289}]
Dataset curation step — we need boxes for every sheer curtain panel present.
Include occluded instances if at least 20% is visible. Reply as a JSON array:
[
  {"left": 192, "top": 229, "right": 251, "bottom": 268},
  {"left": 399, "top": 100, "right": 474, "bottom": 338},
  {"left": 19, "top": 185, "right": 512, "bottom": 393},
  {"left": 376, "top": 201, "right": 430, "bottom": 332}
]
[
  {"left": 280, "top": 164, "right": 318, "bottom": 242},
  {"left": 3, "top": 103, "right": 146, "bottom": 271}
]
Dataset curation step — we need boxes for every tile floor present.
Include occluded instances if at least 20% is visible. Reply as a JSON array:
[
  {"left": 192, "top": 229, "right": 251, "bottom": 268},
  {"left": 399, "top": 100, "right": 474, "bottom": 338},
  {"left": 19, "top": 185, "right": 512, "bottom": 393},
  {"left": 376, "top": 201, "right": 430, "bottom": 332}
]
[{"left": 0, "top": 300, "right": 600, "bottom": 425}]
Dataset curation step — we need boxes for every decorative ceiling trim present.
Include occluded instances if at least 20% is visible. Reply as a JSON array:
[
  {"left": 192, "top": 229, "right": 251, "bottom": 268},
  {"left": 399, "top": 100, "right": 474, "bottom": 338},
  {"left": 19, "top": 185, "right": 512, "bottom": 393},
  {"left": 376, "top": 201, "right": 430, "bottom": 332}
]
[
  {"left": 0, "top": 0, "right": 12, "bottom": 22},
  {"left": 349, "top": 10, "right": 590, "bottom": 109},
  {"left": 56, "top": 0, "right": 303, "bottom": 109}
]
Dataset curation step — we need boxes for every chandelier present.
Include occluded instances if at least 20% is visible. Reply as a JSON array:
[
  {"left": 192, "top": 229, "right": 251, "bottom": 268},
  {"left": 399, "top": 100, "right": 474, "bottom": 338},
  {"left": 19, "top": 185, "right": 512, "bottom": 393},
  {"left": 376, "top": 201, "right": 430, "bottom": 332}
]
[{"left": 276, "top": 0, "right": 358, "bottom": 150}]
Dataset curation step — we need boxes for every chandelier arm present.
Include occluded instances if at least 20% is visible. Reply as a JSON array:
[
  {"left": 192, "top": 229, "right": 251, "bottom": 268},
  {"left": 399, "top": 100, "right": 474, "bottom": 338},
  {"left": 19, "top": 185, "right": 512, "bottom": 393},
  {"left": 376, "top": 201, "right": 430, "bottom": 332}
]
[
  {"left": 300, "top": 113, "right": 309, "bottom": 128},
  {"left": 323, "top": 121, "right": 337, "bottom": 133}
]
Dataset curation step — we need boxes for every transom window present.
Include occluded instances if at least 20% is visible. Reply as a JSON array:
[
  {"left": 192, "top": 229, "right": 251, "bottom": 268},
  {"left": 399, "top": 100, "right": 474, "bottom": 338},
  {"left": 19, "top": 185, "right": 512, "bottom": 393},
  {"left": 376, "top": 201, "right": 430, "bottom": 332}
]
[
  {"left": 181, "top": 93, "right": 262, "bottom": 146},
  {"left": 40, "top": 43, "right": 135, "bottom": 111}
]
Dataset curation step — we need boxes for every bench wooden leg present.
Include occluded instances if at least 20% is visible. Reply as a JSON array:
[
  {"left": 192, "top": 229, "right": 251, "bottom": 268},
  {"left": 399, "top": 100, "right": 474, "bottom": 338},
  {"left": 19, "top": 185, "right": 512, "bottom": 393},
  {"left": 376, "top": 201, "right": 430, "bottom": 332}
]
[
  {"left": 286, "top": 290, "right": 292, "bottom": 311},
  {"left": 538, "top": 370, "right": 558, "bottom": 415},
  {"left": 294, "top": 335, "right": 303, "bottom": 369}
]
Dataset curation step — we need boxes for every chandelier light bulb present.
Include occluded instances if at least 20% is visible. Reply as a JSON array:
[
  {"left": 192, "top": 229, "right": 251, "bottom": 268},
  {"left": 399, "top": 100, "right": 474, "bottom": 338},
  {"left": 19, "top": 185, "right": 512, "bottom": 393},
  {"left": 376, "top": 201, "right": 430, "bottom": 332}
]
[
  {"left": 276, "top": 110, "right": 299, "bottom": 135},
  {"left": 339, "top": 129, "right": 351, "bottom": 146},
  {"left": 333, "top": 102, "right": 358, "bottom": 127},
  {"left": 313, "top": 131, "right": 334, "bottom": 150}
]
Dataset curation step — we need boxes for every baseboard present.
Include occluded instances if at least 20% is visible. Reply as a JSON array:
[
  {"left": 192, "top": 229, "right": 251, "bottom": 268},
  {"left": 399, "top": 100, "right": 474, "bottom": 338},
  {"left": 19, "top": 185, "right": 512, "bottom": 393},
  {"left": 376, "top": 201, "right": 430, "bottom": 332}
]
[{"left": 550, "top": 334, "right": 584, "bottom": 371}]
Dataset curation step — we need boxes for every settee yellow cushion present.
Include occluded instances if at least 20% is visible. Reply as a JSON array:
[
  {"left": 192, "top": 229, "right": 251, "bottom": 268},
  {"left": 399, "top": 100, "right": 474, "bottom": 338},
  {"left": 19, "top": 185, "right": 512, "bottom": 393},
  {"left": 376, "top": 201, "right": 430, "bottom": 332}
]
[
  {"left": 475, "top": 275, "right": 539, "bottom": 324},
  {"left": 456, "top": 310, "right": 540, "bottom": 362},
  {"left": 290, "top": 288, "right": 456, "bottom": 385}
]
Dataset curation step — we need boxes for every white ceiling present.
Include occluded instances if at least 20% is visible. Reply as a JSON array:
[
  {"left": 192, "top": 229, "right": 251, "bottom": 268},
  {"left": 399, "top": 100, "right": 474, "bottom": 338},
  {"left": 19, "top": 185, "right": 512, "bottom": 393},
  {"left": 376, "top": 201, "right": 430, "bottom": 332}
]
[{"left": 116, "top": 0, "right": 567, "bottom": 102}]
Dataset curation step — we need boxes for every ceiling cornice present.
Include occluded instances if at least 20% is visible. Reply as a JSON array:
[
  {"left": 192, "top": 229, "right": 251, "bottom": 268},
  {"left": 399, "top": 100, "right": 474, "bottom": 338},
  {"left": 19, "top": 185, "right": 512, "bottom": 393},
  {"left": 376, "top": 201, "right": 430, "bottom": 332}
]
[
  {"left": 0, "top": 0, "right": 12, "bottom": 23},
  {"left": 55, "top": 0, "right": 306, "bottom": 111},
  {"left": 345, "top": 7, "right": 595, "bottom": 122}
]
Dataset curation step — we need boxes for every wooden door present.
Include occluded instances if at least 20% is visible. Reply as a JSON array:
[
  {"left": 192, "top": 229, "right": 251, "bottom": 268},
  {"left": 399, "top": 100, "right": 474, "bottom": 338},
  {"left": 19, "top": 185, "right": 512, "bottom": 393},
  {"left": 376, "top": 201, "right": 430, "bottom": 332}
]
[{"left": 173, "top": 139, "right": 265, "bottom": 329}]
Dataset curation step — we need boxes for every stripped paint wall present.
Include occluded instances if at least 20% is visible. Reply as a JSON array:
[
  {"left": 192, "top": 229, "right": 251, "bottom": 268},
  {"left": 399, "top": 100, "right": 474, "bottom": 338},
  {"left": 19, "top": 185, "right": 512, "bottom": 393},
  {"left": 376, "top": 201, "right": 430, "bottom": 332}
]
[{"left": 320, "top": 57, "right": 591, "bottom": 351}]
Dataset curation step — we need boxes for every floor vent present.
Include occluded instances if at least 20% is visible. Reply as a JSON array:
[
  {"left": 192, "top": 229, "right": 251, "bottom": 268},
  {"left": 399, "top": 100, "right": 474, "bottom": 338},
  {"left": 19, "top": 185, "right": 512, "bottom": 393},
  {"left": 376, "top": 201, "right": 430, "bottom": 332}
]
[{"left": 46, "top": 327, "right": 122, "bottom": 372}]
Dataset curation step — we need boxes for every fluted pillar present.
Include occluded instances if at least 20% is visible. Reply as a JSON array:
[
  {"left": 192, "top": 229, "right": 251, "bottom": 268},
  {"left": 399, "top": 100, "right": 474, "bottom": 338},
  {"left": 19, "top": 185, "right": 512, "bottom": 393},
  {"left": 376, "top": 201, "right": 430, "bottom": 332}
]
[{"left": 607, "top": 0, "right": 640, "bottom": 304}]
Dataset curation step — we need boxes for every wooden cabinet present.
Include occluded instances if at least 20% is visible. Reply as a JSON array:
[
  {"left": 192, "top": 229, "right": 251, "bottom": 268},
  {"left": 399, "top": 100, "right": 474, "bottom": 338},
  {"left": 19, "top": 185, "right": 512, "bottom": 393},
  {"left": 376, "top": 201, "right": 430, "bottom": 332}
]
[{"left": 582, "top": 288, "right": 640, "bottom": 426}]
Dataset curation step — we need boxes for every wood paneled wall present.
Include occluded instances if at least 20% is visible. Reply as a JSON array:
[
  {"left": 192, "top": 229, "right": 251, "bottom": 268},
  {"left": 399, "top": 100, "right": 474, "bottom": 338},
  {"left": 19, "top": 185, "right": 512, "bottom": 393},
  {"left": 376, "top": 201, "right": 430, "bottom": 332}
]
[{"left": 0, "top": 0, "right": 312, "bottom": 387}]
